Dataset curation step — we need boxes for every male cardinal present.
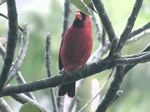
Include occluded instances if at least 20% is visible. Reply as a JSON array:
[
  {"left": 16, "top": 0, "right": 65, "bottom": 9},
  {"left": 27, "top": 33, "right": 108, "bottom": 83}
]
[{"left": 58, "top": 11, "right": 93, "bottom": 97}]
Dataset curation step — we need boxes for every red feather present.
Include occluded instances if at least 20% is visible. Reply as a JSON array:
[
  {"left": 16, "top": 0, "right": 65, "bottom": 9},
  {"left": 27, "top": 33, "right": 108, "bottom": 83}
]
[{"left": 58, "top": 11, "right": 93, "bottom": 97}]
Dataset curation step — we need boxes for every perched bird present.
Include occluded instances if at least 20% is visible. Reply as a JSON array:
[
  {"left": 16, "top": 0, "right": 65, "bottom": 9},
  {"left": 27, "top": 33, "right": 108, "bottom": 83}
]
[{"left": 58, "top": 11, "right": 93, "bottom": 97}]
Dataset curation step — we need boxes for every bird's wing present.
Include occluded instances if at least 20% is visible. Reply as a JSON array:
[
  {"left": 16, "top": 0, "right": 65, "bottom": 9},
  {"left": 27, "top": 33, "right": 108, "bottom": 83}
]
[{"left": 59, "top": 38, "right": 64, "bottom": 70}]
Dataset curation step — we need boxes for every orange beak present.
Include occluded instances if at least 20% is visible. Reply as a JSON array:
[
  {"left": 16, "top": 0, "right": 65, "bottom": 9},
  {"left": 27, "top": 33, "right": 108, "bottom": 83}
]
[{"left": 75, "top": 12, "right": 82, "bottom": 20}]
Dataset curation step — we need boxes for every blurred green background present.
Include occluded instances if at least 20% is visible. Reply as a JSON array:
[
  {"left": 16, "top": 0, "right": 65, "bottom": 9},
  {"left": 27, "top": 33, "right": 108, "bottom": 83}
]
[{"left": 0, "top": 0, "right": 150, "bottom": 112}]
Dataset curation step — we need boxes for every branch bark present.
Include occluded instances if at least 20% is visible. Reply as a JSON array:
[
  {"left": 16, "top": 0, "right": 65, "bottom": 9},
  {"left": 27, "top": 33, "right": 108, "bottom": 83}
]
[
  {"left": 45, "top": 33, "right": 58, "bottom": 112},
  {"left": 115, "top": 0, "right": 143, "bottom": 53},
  {"left": 92, "top": 0, "right": 116, "bottom": 42},
  {"left": 0, "top": 0, "right": 18, "bottom": 90},
  {"left": 0, "top": 49, "right": 150, "bottom": 97},
  {"left": 129, "top": 21, "right": 150, "bottom": 39},
  {"left": 95, "top": 43, "right": 150, "bottom": 112}
]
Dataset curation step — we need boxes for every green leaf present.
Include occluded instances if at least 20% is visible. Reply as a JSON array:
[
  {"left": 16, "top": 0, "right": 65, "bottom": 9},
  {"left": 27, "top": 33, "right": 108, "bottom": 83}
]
[
  {"left": 68, "top": 0, "right": 91, "bottom": 15},
  {"left": 83, "top": 0, "right": 95, "bottom": 11},
  {"left": 19, "top": 103, "right": 43, "bottom": 112}
]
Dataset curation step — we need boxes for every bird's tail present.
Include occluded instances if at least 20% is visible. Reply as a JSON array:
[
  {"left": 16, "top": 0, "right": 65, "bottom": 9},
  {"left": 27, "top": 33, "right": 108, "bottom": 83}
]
[{"left": 58, "top": 82, "right": 75, "bottom": 97}]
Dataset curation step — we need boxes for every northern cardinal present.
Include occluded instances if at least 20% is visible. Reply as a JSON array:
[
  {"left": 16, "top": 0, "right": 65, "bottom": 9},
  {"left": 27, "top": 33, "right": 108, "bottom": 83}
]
[{"left": 58, "top": 11, "right": 93, "bottom": 97}]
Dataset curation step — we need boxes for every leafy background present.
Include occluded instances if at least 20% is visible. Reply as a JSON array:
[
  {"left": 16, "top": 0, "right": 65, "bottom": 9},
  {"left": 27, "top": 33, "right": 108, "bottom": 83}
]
[{"left": 0, "top": 0, "right": 150, "bottom": 112}]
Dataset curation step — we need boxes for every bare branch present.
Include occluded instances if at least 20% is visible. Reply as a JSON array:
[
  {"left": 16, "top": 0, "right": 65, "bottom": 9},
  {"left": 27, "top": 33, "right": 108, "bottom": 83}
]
[
  {"left": 0, "top": 13, "right": 8, "bottom": 19},
  {"left": 115, "top": 51, "right": 150, "bottom": 65},
  {"left": 61, "top": 0, "right": 72, "bottom": 38},
  {"left": 0, "top": 0, "right": 7, "bottom": 5},
  {"left": 129, "top": 21, "right": 150, "bottom": 39},
  {"left": 0, "top": 43, "right": 5, "bottom": 59},
  {"left": 11, "top": 94, "right": 37, "bottom": 104},
  {"left": 0, "top": 98, "right": 13, "bottom": 112},
  {"left": 45, "top": 33, "right": 58, "bottom": 112},
  {"left": 126, "top": 29, "right": 150, "bottom": 44},
  {"left": 0, "top": 0, "right": 18, "bottom": 90},
  {"left": 0, "top": 58, "right": 112, "bottom": 96},
  {"left": 102, "top": 26, "right": 106, "bottom": 46},
  {"left": 87, "top": 43, "right": 110, "bottom": 64},
  {"left": 115, "top": 0, "right": 143, "bottom": 53},
  {"left": 0, "top": 34, "right": 36, "bottom": 100},
  {"left": 92, "top": 0, "right": 116, "bottom": 42},
  {"left": 5, "top": 24, "right": 29, "bottom": 85},
  {"left": 78, "top": 68, "right": 115, "bottom": 112},
  {"left": 89, "top": 9, "right": 102, "bottom": 43},
  {"left": 108, "top": 38, "right": 118, "bottom": 57},
  {"left": 95, "top": 66, "right": 124, "bottom": 112},
  {"left": 124, "top": 43, "right": 150, "bottom": 74},
  {"left": 1, "top": 49, "right": 150, "bottom": 97},
  {"left": 11, "top": 94, "right": 49, "bottom": 112},
  {"left": 95, "top": 43, "right": 150, "bottom": 112},
  {"left": 16, "top": 72, "right": 36, "bottom": 100},
  {"left": 0, "top": 13, "right": 22, "bottom": 31}
]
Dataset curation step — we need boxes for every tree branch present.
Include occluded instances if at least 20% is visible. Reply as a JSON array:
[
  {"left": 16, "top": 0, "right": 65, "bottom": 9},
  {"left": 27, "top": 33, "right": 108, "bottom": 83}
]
[
  {"left": 61, "top": 0, "right": 72, "bottom": 38},
  {"left": 11, "top": 94, "right": 49, "bottom": 112},
  {"left": 92, "top": 0, "right": 116, "bottom": 42},
  {"left": 45, "top": 33, "right": 58, "bottom": 112},
  {"left": 0, "top": 98, "right": 13, "bottom": 112},
  {"left": 129, "top": 21, "right": 150, "bottom": 39},
  {"left": 126, "top": 29, "right": 150, "bottom": 44},
  {"left": 96, "top": 66, "right": 124, "bottom": 112},
  {"left": 0, "top": 13, "right": 22, "bottom": 31},
  {"left": 0, "top": 58, "right": 112, "bottom": 96},
  {"left": 0, "top": 29, "right": 36, "bottom": 100},
  {"left": 89, "top": 9, "right": 102, "bottom": 43},
  {"left": 124, "top": 43, "right": 150, "bottom": 74},
  {"left": 0, "top": 0, "right": 18, "bottom": 90},
  {"left": 79, "top": 68, "right": 115, "bottom": 112},
  {"left": 0, "top": 0, "right": 7, "bottom": 5},
  {"left": 95, "top": 43, "right": 150, "bottom": 112},
  {"left": 115, "top": 0, "right": 143, "bottom": 53},
  {"left": 0, "top": 49, "right": 150, "bottom": 97},
  {"left": 5, "top": 24, "right": 29, "bottom": 85}
]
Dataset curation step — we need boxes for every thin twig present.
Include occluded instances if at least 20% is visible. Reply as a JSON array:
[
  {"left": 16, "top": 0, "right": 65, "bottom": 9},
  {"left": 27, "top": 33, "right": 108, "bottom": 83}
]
[
  {"left": 126, "top": 29, "right": 150, "bottom": 44},
  {"left": 61, "top": 0, "right": 72, "bottom": 38},
  {"left": 78, "top": 68, "right": 115, "bottom": 112},
  {"left": 102, "top": 26, "right": 106, "bottom": 46},
  {"left": 0, "top": 33, "right": 36, "bottom": 100},
  {"left": 0, "top": 0, "right": 7, "bottom": 5},
  {"left": 89, "top": 10, "right": 102, "bottom": 43},
  {"left": 45, "top": 33, "right": 58, "bottom": 112},
  {"left": 129, "top": 21, "right": 150, "bottom": 39},
  {"left": 95, "top": 66, "right": 124, "bottom": 112},
  {"left": 124, "top": 43, "right": 150, "bottom": 74},
  {"left": 0, "top": 13, "right": 23, "bottom": 31},
  {"left": 115, "top": 52, "right": 150, "bottom": 65},
  {"left": 87, "top": 42, "right": 110, "bottom": 64},
  {"left": 11, "top": 94, "right": 49, "bottom": 112},
  {"left": 0, "top": 98, "right": 13, "bottom": 112},
  {"left": 0, "top": 43, "right": 5, "bottom": 59},
  {"left": 5, "top": 24, "right": 29, "bottom": 85},
  {"left": 92, "top": 0, "right": 116, "bottom": 42},
  {"left": 115, "top": 0, "right": 143, "bottom": 53},
  {"left": 0, "top": 0, "right": 18, "bottom": 90},
  {"left": 16, "top": 71, "right": 36, "bottom": 100},
  {"left": 11, "top": 94, "right": 37, "bottom": 104}
]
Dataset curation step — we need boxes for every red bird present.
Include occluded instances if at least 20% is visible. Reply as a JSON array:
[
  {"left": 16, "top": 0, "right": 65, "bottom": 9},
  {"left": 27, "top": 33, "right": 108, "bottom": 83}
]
[{"left": 58, "top": 11, "right": 93, "bottom": 97}]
